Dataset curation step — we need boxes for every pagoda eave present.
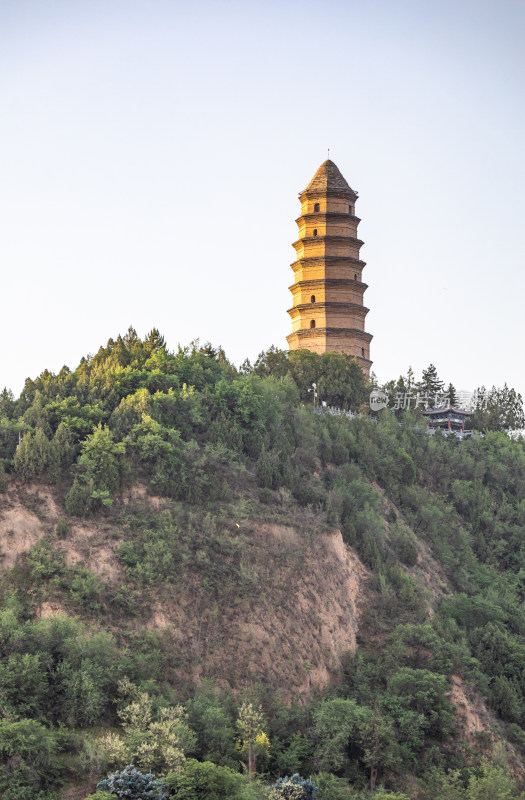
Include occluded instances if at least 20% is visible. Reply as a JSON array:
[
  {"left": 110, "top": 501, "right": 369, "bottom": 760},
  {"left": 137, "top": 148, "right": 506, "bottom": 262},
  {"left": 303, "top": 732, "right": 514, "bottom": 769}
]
[
  {"left": 299, "top": 187, "right": 358, "bottom": 201},
  {"left": 291, "top": 256, "right": 366, "bottom": 270},
  {"left": 287, "top": 326, "right": 373, "bottom": 343},
  {"left": 295, "top": 213, "right": 361, "bottom": 225},
  {"left": 289, "top": 278, "right": 368, "bottom": 291},
  {"left": 422, "top": 407, "right": 474, "bottom": 417},
  {"left": 292, "top": 236, "right": 364, "bottom": 251},
  {"left": 287, "top": 302, "right": 369, "bottom": 315}
]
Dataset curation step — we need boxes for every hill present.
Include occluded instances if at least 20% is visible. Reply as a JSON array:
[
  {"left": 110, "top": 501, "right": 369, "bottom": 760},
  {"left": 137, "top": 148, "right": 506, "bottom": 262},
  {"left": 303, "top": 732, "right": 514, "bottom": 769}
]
[{"left": 2, "top": 329, "right": 525, "bottom": 800}]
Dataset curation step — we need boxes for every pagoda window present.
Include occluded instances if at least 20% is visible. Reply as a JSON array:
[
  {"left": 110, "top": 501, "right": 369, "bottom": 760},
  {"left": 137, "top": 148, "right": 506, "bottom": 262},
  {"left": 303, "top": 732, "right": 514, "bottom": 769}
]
[
  {"left": 310, "top": 320, "right": 316, "bottom": 328},
  {"left": 314, "top": 203, "right": 320, "bottom": 212},
  {"left": 354, "top": 273, "right": 357, "bottom": 280},
  {"left": 313, "top": 229, "right": 318, "bottom": 237},
  {"left": 361, "top": 347, "right": 365, "bottom": 357},
  {"left": 311, "top": 295, "right": 316, "bottom": 303}
]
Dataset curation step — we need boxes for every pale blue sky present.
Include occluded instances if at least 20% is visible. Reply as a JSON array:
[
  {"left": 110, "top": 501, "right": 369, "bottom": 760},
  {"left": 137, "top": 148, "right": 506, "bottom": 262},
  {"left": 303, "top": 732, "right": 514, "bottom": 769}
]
[{"left": 1, "top": 0, "right": 524, "bottom": 399}]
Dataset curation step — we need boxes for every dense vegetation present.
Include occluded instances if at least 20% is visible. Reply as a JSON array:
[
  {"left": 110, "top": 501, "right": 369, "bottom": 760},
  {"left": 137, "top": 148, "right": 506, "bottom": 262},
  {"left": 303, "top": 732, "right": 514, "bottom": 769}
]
[{"left": 1, "top": 329, "right": 525, "bottom": 799}]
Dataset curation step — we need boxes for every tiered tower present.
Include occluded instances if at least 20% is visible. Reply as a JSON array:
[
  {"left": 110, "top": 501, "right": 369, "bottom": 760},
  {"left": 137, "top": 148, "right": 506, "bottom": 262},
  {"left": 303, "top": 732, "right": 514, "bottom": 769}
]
[{"left": 286, "top": 160, "right": 372, "bottom": 375}]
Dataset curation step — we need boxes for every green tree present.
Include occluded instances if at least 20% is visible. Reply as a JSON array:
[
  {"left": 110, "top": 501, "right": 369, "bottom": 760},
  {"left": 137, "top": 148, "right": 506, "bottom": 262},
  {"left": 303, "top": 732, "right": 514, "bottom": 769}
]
[
  {"left": 471, "top": 384, "right": 525, "bottom": 432},
  {"left": 253, "top": 346, "right": 290, "bottom": 379},
  {"left": 97, "top": 685, "right": 195, "bottom": 775},
  {"left": 466, "top": 758, "right": 525, "bottom": 800},
  {"left": 236, "top": 702, "right": 266, "bottom": 778},
  {"left": 165, "top": 758, "right": 249, "bottom": 800},
  {"left": 386, "top": 668, "right": 454, "bottom": 741},
  {"left": 311, "top": 698, "right": 371, "bottom": 775},
  {"left": 48, "top": 422, "right": 75, "bottom": 482},
  {"left": 0, "top": 387, "right": 15, "bottom": 418},
  {"left": 446, "top": 382, "right": 458, "bottom": 406},
  {"left": 359, "top": 711, "right": 399, "bottom": 790},
  {"left": 144, "top": 328, "right": 167, "bottom": 355},
  {"left": 187, "top": 681, "right": 238, "bottom": 767},
  {"left": 71, "top": 423, "right": 125, "bottom": 509},
  {"left": 0, "top": 718, "right": 61, "bottom": 794},
  {"left": 309, "top": 773, "right": 353, "bottom": 800},
  {"left": 418, "top": 364, "right": 444, "bottom": 399},
  {"left": 13, "top": 427, "right": 51, "bottom": 481}
]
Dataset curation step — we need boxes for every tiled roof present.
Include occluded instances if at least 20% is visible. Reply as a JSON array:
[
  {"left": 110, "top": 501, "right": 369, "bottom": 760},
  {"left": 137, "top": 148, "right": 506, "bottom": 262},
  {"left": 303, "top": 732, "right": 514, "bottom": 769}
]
[{"left": 304, "top": 160, "right": 355, "bottom": 194}]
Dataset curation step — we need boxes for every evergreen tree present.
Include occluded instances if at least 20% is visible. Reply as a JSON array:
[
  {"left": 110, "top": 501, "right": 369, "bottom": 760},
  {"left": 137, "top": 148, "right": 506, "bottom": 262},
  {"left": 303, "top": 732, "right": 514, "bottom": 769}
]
[
  {"left": 13, "top": 427, "right": 51, "bottom": 481},
  {"left": 446, "top": 382, "right": 457, "bottom": 406},
  {"left": 418, "top": 364, "right": 445, "bottom": 398},
  {"left": 0, "top": 387, "right": 15, "bottom": 419},
  {"left": 48, "top": 422, "right": 75, "bottom": 483},
  {"left": 470, "top": 384, "right": 525, "bottom": 432},
  {"left": 144, "top": 328, "right": 167, "bottom": 355}
]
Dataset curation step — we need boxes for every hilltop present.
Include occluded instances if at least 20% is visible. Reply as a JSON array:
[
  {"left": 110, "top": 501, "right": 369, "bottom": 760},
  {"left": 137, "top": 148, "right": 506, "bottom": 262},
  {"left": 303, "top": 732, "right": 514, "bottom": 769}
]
[{"left": 2, "top": 329, "right": 525, "bottom": 800}]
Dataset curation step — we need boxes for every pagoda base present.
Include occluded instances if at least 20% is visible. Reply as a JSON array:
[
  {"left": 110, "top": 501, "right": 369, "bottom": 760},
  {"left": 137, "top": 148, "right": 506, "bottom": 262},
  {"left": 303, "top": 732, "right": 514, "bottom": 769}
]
[{"left": 287, "top": 327, "right": 373, "bottom": 375}]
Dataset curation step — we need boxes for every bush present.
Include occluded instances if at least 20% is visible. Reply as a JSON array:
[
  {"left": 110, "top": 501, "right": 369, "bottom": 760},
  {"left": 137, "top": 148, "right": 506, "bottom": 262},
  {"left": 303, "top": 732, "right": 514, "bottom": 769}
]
[
  {"left": 0, "top": 719, "right": 62, "bottom": 795},
  {"left": 259, "top": 488, "right": 273, "bottom": 504},
  {"left": 97, "top": 764, "right": 167, "bottom": 799},
  {"left": 83, "top": 794, "right": 115, "bottom": 800},
  {"left": 392, "top": 534, "right": 418, "bottom": 567},
  {"left": 165, "top": 758, "right": 246, "bottom": 799},
  {"left": 55, "top": 518, "right": 70, "bottom": 539},
  {"left": 309, "top": 773, "right": 352, "bottom": 800},
  {"left": 65, "top": 478, "right": 93, "bottom": 517},
  {"left": 390, "top": 523, "right": 418, "bottom": 567},
  {"left": 0, "top": 461, "right": 7, "bottom": 492},
  {"left": 269, "top": 774, "right": 318, "bottom": 800}
]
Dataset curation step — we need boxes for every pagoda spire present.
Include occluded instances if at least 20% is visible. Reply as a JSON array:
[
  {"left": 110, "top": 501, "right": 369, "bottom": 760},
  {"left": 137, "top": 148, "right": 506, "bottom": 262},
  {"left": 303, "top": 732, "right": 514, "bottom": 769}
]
[{"left": 286, "top": 160, "right": 373, "bottom": 374}]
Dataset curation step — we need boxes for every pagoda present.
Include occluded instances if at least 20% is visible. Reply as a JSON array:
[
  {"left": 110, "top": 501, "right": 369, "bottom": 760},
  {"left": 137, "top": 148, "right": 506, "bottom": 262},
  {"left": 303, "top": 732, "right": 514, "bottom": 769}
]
[{"left": 286, "top": 160, "right": 372, "bottom": 374}]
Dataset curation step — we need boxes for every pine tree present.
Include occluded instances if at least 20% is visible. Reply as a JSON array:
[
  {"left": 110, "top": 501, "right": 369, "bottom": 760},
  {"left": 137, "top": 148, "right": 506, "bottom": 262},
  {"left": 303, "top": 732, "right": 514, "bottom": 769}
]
[
  {"left": 446, "top": 382, "right": 458, "bottom": 406},
  {"left": 13, "top": 427, "right": 51, "bottom": 481},
  {"left": 0, "top": 387, "right": 15, "bottom": 419},
  {"left": 144, "top": 328, "right": 167, "bottom": 355},
  {"left": 418, "top": 364, "right": 445, "bottom": 398}
]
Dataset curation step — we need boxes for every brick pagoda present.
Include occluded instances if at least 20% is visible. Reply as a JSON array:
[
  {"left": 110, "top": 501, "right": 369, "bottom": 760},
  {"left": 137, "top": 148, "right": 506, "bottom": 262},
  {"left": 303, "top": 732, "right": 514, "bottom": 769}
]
[{"left": 286, "top": 160, "right": 372, "bottom": 374}]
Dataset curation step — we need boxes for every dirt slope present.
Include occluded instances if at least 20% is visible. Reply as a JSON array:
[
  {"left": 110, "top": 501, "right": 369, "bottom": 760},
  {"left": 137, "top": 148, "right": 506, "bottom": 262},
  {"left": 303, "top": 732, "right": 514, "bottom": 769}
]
[{"left": 0, "top": 483, "right": 369, "bottom": 698}]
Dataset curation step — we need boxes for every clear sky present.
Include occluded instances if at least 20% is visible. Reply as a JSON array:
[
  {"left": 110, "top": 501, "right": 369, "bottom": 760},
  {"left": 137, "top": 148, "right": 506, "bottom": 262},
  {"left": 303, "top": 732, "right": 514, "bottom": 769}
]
[{"left": 1, "top": 0, "right": 524, "bottom": 400}]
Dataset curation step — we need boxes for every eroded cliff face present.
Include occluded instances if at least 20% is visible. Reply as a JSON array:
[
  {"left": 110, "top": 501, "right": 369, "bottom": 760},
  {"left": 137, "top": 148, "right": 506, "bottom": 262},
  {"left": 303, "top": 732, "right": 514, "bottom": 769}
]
[
  {"left": 2, "top": 480, "right": 524, "bottom": 775},
  {"left": 153, "top": 522, "right": 371, "bottom": 697},
  {"left": 0, "top": 482, "right": 369, "bottom": 698}
]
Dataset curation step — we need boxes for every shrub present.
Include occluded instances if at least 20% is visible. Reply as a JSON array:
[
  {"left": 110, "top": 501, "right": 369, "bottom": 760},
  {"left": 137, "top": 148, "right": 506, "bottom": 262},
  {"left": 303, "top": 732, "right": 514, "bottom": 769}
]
[
  {"left": 0, "top": 719, "right": 61, "bottom": 795},
  {"left": 65, "top": 477, "right": 94, "bottom": 517},
  {"left": 390, "top": 526, "right": 418, "bottom": 568},
  {"left": 0, "top": 461, "right": 7, "bottom": 492},
  {"left": 83, "top": 794, "right": 115, "bottom": 800},
  {"left": 309, "top": 773, "right": 352, "bottom": 800},
  {"left": 269, "top": 774, "right": 318, "bottom": 800},
  {"left": 97, "top": 764, "right": 167, "bottom": 799},
  {"left": 259, "top": 488, "right": 273, "bottom": 504},
  {"left": 165, "top": 758, "right": 245, "bottom": 799},
  {"left": 55, "top": 518, "right": 70, "bottom": 539},
  {"left": 374, "top": 793, "right": 411, "bottom": 800}
]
